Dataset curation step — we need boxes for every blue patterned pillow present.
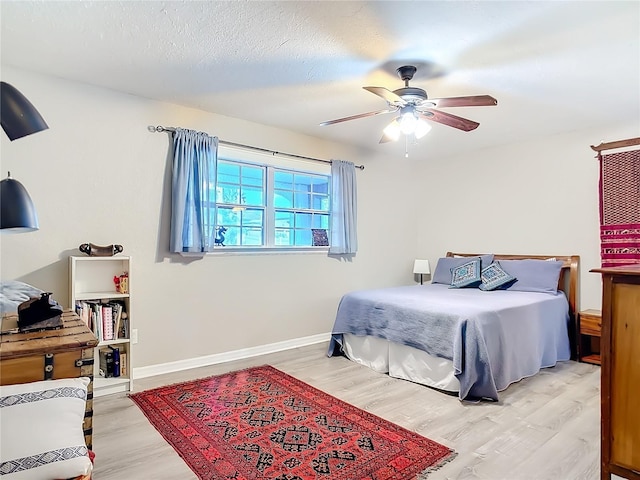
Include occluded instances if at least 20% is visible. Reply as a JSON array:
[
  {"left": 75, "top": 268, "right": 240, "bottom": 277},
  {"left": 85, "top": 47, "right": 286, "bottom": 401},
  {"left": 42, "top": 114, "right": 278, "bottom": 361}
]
[
  {"left": 432, "top": 255, "right": 494, "bottom": 285},
  {"left": 479, "top": 261, "right": 517, "bottom": 291},
  {"left": 450, "top": 258, "right": 482, "bottom": 288}
]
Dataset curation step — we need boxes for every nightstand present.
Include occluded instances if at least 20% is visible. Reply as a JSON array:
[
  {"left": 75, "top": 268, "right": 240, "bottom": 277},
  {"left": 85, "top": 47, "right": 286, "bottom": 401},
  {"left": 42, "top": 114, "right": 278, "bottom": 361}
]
[{"left": 577, "top": 309, "right": 601, "bottom": 365}]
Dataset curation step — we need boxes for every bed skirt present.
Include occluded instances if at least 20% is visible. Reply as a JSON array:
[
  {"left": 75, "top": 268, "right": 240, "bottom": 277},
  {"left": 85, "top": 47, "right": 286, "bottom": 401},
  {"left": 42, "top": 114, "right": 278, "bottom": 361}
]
[{"left": 342, "top": 333, "right": 460, "bottom": 392}]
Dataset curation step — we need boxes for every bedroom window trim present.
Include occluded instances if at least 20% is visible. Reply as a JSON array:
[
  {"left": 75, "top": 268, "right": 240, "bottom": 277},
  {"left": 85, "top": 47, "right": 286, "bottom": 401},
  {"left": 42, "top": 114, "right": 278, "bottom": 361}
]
[{"left": 210, "top": 146, "right": 331, "bottom": 253}]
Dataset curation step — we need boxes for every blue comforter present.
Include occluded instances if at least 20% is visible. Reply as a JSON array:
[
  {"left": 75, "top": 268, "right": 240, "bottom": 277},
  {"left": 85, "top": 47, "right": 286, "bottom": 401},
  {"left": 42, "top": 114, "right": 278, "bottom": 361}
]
[{"left": 328, "top": 284, "right": 571, "bottom": 401}]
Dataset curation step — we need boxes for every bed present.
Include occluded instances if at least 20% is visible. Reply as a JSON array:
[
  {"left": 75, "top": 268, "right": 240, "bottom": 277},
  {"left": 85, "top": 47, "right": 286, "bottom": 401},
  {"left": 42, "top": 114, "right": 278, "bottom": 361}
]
[{"left": 328, "top": 253, "right": 579, "bottom": 401}]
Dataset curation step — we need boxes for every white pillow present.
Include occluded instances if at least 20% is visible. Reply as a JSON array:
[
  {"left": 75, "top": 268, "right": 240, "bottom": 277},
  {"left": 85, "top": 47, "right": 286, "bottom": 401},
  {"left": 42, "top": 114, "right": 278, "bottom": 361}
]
[{"left": 0, "top": 377, "right": 92, "bottom": 480}]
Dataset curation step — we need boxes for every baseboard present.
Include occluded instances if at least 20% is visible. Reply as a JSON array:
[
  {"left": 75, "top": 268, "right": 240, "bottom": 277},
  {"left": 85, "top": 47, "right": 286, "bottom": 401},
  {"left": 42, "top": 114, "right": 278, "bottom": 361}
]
[{"left": 133, "top": 332, "right": 331, "bottom": 380}]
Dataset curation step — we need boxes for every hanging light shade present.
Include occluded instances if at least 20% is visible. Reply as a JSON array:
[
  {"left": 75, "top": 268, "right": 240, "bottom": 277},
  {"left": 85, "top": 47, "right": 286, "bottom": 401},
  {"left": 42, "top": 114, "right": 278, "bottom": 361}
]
[
  {"left": 0, "top": 172, "right": 39, "bottom": 232},
  {"left": 381, "top": 118, "right": 401, "bottom": 143},
  {"left": 399, "top": 107, "right": 418, "bottom": 135},
  {"left": 1, "top": 82, "right": 49, "bottom": 141},
  {"left": 414, "top": 119, "right": 432, "bottom": 139}
]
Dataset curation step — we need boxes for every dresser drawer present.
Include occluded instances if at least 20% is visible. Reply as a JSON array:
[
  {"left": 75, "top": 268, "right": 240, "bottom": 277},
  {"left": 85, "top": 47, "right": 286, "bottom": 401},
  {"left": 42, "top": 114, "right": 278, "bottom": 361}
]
[{"left": 580, "top": 312, "right": 602, "bottom": 337}]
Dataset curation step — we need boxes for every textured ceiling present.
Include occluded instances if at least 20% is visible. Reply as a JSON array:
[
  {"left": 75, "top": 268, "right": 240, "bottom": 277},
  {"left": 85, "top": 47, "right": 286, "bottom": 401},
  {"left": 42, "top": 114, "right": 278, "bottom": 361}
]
[{"left": 1, "top": 1, "right": 639, "bottom": 159}]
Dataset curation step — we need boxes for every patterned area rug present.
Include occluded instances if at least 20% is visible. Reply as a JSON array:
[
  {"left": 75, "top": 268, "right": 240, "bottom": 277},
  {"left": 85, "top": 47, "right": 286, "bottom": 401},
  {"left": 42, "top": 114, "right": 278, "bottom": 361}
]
[{"left": 130, "top": 365, "right": 455, "bottom": 479}]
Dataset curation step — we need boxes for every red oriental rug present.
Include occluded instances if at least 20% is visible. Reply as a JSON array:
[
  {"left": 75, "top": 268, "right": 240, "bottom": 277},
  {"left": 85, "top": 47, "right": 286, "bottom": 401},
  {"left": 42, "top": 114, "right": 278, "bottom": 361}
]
[{"left": 129, "top": 365, "right": 455, "bottom": 480}]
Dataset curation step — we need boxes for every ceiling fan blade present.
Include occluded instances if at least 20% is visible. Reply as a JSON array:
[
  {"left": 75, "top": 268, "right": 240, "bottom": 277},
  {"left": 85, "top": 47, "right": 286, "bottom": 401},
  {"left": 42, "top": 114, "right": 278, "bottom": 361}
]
[
  {"left": 363, "top": 86, "right": 406, "bottom": 106},
  {"left": 424, "top": 95, "right": 498, "bottom": 108},
  {"left": 319, "top": 108, "right": 396, "bottom": 126},
  {"left": 420, "top": 109, "right": 479, "bottom": 131}
]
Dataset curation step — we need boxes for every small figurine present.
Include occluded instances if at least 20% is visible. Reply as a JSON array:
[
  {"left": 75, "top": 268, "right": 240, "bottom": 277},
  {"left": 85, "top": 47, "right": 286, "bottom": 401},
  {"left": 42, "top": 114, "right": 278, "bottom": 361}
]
[
  {"left": 113, "top": 272, "right": 129, "bottom": 294},
  {"left": 214, "top": 226, "right": 227, "bottom": 247}
]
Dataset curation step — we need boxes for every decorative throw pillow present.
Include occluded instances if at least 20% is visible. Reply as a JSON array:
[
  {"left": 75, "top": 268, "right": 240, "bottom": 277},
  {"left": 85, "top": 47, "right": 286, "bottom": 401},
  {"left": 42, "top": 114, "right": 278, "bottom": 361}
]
[
  {"left": 0, "top": 377, "right": 92, "bottom": 480},
  {"left": 432, "top": 254, "right": 494, "bottom": 285},
  {"left": 499, "top": 259, "right": 564, "bottom": 294},
  {"left": 450, "top": 258, "right": 482, "bottom": 288},
  {"left": 479, "top": 261, "right": 517, "bottom": 291}
]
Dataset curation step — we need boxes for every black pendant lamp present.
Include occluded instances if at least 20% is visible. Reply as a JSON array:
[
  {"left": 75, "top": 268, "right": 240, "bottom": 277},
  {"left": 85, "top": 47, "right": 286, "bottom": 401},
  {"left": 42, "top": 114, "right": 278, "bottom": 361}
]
[
  {"left": 1, "top": 82, "right": 49, "bottom": 140},
  {"left": 0, "top": 172, "right": 39, "bottom": 232},
  {"left": 1, "top": 82, "right": 47, "bottom": 232}
]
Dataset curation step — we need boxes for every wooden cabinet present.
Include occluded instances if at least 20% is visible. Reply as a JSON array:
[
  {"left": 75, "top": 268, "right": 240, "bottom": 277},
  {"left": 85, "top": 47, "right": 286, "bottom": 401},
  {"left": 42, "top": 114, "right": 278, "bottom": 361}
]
[
  {"left": 70, "top": 255, "right": 133, "bottom": 397},
  {"left": 0, "top": 311, "right": 98, "bottom": 449},
  {"left": 578, "top": 309, "right": 602, "bottom": 365},
  {"left": 591, "top": 265, "right": 640, "bottom": 480}
]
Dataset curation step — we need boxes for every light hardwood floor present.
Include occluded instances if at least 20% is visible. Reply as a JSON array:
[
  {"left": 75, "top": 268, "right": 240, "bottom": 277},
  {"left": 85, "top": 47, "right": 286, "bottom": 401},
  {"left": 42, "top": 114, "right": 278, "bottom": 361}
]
[{"left": 92, "top": 343, "right": 601, "bottom": 480}]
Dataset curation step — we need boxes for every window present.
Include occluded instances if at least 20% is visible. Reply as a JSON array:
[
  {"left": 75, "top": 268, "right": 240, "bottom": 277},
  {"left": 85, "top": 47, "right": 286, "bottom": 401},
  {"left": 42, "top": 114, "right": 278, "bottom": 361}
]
[
  {"left": 216, "top": 162, "right": 265, "bottom": 246},
  {"left": 212, "top": 148, "right": 330, "bottom": 249}
]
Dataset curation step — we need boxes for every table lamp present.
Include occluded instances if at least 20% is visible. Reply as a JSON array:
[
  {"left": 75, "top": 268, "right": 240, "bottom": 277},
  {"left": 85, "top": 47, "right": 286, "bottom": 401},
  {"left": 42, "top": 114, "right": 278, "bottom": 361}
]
[{"left": 413, "top": 259, "right": 431, "bottom": 285}]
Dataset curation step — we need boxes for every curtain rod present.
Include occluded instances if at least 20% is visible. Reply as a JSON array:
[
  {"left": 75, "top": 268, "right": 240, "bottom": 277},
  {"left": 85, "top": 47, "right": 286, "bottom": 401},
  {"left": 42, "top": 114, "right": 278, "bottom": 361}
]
[
  {"left": 590, "top": 136, "right": 640, "bottom": 153},
  {"left": 151, "top": 125, "right": 364, "bottom": 170}
]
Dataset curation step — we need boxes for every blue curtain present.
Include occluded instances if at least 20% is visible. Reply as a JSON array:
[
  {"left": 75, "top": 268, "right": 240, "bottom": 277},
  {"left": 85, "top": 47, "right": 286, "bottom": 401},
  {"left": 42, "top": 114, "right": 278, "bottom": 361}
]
[
  {"left": 329, "top": 160, "right": 358, "bottom": 255},
  {"left": 170, "top": 128, "right": 218, "bottom": 253}
]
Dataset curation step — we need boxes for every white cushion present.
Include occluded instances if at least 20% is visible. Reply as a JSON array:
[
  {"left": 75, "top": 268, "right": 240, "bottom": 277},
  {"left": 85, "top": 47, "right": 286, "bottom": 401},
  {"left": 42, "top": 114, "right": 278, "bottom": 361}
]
[{"left": 0, "top": 377, "right": 92, "bottom": 480}]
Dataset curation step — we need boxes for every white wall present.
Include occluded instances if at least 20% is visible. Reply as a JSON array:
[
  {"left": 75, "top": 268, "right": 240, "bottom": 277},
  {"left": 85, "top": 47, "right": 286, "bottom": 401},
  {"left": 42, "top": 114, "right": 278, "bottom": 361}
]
[
  {"left": 0, "top": 67, "right": 421, "bottom": 368},
  {"left": 3, "top": 67, "right": 636, "bottom": 373},
  {"left": 415, "top": 124, "right": 640, "bottom": 310}
]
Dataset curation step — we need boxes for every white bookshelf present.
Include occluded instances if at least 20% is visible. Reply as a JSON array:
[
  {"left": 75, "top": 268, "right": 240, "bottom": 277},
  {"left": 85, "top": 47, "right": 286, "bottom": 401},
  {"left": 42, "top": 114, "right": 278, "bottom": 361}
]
[{"left": 69, "top": 255, "right": 133, "bottom": 397}]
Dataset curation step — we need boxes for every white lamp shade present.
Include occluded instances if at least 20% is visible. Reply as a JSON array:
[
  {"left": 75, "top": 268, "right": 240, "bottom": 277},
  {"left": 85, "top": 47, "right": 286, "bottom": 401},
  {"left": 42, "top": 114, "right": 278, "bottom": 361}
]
[
  {"left": 413, "top": 259, "right": 431, "bottom": 274},
  {"left": 414, "top": 119, "right": 432, "bottom": 139},
  {"left": 400, "top": 110, "right": 418, "bottom": 135},
  {"left": 382, "top": 118, "right": 401, "bottom": 141}
]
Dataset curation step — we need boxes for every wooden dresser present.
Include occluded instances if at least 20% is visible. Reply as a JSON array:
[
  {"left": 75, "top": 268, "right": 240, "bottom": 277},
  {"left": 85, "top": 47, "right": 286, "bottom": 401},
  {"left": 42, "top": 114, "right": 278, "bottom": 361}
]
[
  {"left": 0, "top": 311, "right": 98, "bottom": 449},
  {"left": 591, "top": 265, "right": 640, "bottom": 480}
]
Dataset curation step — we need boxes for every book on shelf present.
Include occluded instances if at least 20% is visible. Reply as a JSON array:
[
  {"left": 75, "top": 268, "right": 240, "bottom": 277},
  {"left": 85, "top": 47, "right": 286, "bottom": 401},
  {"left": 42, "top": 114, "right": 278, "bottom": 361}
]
[
  {"left": 102, "top": 304, "right": 114, "bottom": 341},
  {"left": 109, "top": 345, "right": 121, "bottom": 378},
  {"left": 120, "top": 313, "right": 129, "bottom": 339},
  {"left": 120, "top": 352, "right": 127, "bottom": 377},
  {"left": 76, "top": 302, "right": 90, "bottom": 327},
  {"left": 74, "top": 300, "right": 127, "bottom": 343},
  {"left": 98, "top": 347, "right": 114, "bottom": 378},
  {"left": 93, "top": 306, "right": 102, "bottom": 342},
  {"left": 75, "top": 301, "right": 97, "bottom": 339},
  {"left": 112, "top": 302, "right": 123, "bottom": 339},
  {"left": 109, "top": 301, "right": 126, "bottom": 339}
]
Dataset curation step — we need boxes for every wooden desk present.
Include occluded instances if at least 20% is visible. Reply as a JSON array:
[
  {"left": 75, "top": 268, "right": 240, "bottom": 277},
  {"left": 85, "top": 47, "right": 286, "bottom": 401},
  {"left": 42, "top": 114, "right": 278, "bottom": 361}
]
[
  {"left": 591, "top": 265, "right": 640, "bottom": 480},
  {"left": 0, "top": 311, "right": 98, "bottom": 449}
]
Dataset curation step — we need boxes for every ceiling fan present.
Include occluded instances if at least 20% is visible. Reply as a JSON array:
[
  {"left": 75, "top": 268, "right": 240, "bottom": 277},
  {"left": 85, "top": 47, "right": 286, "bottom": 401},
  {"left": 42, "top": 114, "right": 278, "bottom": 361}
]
[{"left": 320, "top": 65, "right": 497, "bottom": 143}]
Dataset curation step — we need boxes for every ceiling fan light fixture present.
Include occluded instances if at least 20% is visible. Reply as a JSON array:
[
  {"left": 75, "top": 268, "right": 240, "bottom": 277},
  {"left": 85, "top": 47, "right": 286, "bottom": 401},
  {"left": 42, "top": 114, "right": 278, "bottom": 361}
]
[
  {"left": 414, "top": 119, "right": 432, "bottom": 139},
  {"left": 382, "top": 118, "right": 401, "bottom": 142},
  {"left": 320, "top": 65, "right": 497, "bottom": 144},
  {"left": 399, "top": 108, "right": 417, "bottom": 135}
]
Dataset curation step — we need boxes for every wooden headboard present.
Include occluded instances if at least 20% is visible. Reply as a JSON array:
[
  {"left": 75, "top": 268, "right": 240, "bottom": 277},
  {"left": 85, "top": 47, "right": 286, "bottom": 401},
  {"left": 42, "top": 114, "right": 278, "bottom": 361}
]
[{"left": 446, "top": 252, "right": 580, "bottom": 359}]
